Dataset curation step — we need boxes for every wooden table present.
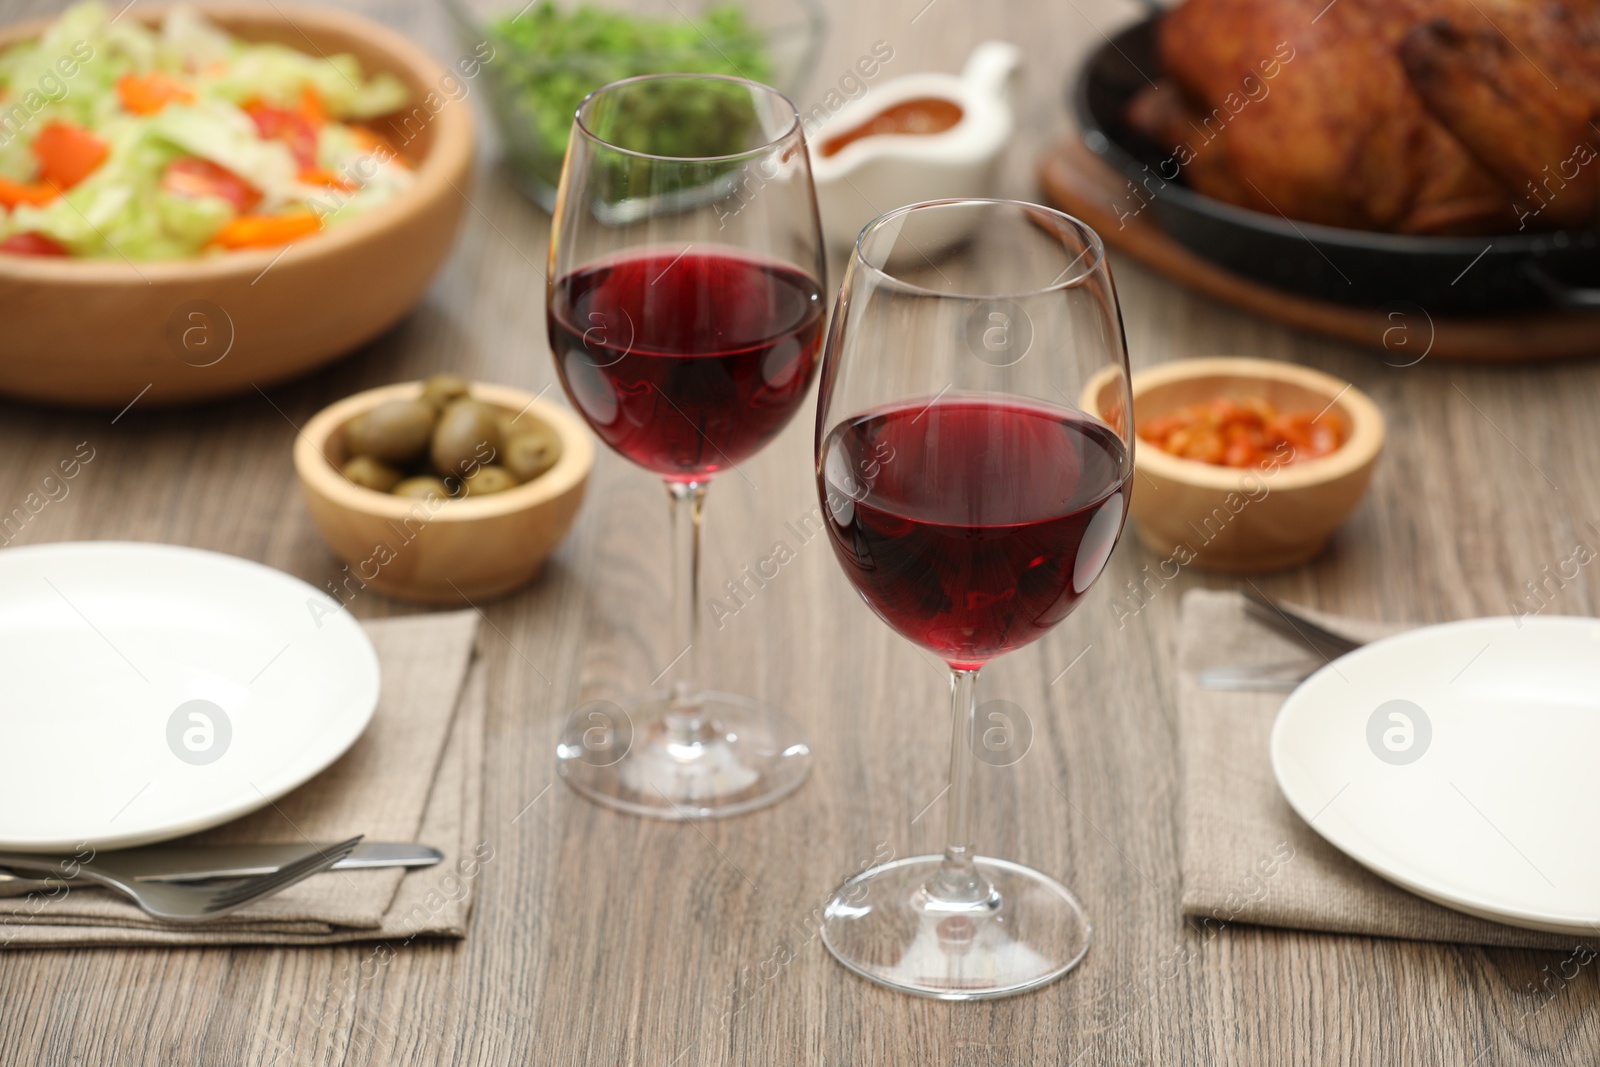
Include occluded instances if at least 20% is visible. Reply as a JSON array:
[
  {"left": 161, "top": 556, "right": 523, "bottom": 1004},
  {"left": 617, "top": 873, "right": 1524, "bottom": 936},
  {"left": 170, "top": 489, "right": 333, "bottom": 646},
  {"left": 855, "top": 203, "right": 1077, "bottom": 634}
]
[{"left": 2, "top": 0, "right": 1598, "bottom": 1063}]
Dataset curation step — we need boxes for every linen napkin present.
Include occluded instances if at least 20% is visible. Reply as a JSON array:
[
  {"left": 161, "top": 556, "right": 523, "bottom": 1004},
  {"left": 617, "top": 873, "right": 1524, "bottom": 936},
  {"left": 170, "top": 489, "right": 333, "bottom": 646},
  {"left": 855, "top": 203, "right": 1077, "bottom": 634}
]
[
  {"left": 1177, "top": 589, "right": 1580, "bottom": 950},
  {"left": 0, "top": 611, "right": 487, "bottom": 948}
]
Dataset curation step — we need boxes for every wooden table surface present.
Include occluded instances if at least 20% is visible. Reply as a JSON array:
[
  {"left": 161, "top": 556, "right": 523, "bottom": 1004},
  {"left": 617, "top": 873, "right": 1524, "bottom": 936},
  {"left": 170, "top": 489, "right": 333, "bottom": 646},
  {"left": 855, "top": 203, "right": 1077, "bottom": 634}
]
[{"left": 2, "top": 0, "right": 1598, "bottom": 1063}]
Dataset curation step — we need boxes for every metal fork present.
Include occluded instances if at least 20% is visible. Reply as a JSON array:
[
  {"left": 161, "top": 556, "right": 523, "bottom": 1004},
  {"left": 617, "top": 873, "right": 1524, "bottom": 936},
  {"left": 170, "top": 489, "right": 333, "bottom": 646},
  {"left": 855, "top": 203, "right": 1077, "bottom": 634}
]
[
  {"left": 1196, "top": 589, "right": 1368, "bottom": 691},
  {"left": 1241, "top": 585, "right": 1364, "bottom": 659},
  {"left": 0, "top": 836, "right": 362, "bottom": 922}
]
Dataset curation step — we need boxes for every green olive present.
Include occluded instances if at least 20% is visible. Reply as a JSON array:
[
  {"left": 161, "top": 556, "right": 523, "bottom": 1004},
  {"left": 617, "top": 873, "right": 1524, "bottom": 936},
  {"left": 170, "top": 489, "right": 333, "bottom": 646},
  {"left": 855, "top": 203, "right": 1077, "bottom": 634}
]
[
  {"left": 342, "top": 455, "right": 403, "bottom": 493},
  {"left": 462, "top": 465, "right": 519, "bottom": 497},
  {"left": 419, "top": 374, "right": 471, "bottom": 410},
  {"left": 392, "top": 475, "right": 450, "bottom": 501},
  {"left": 431, "top": 399, "right": 504, "bottom": 478},
  {"left": 344, "top": 399, "right": 436, "bottom": 463},
  {"left": 503, "top": 423, "right": 562, "bottom": 483}
]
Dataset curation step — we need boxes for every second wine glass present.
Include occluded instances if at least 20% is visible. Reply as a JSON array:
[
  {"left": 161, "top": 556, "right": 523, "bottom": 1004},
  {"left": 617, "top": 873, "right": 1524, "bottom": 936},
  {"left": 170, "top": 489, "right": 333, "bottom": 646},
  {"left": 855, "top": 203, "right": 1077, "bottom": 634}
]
[
  {"left": 814, "top": 199, "right": 1135, "bottom": 997},
  {"left": 547, "top": 74, "right": 826, "bottom": 819}
]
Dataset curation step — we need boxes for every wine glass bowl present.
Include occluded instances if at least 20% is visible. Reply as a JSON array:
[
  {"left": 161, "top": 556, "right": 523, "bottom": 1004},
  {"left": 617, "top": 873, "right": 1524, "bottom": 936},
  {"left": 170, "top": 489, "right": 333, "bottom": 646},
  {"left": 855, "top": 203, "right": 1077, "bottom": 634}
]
[
  {"left": 548, "top": 247, "right": 825, "bottom": 479},
  {"left": 814, "top": 199, "right": 1134, "bottom": 997},
  {"left": 819, "top": 393, "right": 1129, "bottom": 669},
  {"left": 547, "top": 74, "right": 825, "bottom": 819}
]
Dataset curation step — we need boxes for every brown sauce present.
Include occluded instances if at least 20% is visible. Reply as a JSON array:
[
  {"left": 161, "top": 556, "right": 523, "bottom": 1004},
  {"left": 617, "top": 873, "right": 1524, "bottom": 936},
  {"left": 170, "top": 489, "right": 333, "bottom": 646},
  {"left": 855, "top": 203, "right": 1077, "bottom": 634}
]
[{"left": 819, "top": 97, "right": 964, "bottom": 158}]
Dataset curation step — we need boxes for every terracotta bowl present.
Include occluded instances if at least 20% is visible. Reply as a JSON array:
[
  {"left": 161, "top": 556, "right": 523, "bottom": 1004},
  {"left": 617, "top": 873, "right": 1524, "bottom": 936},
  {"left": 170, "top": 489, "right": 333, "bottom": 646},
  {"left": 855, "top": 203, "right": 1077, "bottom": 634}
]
[
  {"left": 295, "top": 382, "right": 594, "bottom": 604},
  {"left": 1083, "top": 357, "right": 1385, "bottom": 572},
  {"left": 0, "top": 3, "right": 473, "bottom": 408}
]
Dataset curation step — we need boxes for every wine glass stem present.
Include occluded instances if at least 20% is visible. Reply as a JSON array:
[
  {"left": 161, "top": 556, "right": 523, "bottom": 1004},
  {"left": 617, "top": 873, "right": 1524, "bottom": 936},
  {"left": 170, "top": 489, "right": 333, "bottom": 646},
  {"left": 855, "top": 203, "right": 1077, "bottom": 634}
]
[
  {"left": 927, "top": 666, "right": 992, "bottom": 906},
  {"left": 665, "top": 479, "right": 709, "bottom": 743}
]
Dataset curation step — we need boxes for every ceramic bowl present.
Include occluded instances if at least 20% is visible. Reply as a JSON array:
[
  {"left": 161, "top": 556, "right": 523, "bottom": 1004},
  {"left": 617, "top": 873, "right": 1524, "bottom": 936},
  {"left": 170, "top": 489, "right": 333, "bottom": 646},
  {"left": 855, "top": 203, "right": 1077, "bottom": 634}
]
[
  {"left": 1083, "top": 357, "right": 1385, "bottom": 571},
  {"left": 294, "top": 381, "right": 593, "bottom": 604},
  {"left": 0, "top": 3, "right": 473, "bottom": 408}
]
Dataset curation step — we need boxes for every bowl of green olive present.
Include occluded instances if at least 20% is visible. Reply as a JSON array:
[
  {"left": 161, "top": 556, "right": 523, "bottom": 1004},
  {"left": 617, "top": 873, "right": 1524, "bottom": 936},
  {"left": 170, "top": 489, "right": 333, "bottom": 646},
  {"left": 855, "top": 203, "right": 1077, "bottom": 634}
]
[{"left": 294, "top": 376, "right": 593, "bottom": 604}]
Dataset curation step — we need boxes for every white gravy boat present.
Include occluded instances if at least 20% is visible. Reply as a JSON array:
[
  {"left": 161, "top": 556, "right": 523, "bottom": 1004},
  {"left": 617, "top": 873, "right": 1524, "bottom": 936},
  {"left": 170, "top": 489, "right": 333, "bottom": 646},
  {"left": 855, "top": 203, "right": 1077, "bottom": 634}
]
[{"left": 807, "top": 41, "right": 1022, "bottom": 251}]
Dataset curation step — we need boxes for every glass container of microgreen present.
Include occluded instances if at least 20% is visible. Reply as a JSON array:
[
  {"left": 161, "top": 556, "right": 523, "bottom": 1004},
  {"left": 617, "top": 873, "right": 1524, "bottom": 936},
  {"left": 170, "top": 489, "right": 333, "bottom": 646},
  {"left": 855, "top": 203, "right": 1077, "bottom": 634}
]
[{"left": 441, "top": 0, "right": 825, "bottom": 210}]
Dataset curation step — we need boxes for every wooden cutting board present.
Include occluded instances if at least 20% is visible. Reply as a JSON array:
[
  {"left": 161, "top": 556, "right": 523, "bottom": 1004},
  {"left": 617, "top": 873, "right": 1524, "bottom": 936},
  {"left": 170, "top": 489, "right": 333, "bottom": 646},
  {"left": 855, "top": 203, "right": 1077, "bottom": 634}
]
[{"left": 1038, "top": 138, "right": 1600, "bottom": 362}]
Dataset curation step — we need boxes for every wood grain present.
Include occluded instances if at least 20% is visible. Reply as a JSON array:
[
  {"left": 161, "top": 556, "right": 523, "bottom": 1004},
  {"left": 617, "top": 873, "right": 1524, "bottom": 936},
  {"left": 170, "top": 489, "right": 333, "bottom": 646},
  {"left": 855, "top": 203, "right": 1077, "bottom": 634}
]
[{"left": 0, "top": 0, "right": 1597, "bottom": 1064}]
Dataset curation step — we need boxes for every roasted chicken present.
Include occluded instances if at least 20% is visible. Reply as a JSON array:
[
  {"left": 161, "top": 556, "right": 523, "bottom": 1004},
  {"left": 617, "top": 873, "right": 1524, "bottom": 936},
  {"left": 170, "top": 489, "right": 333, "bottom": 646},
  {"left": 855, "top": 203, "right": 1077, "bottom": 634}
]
[{"left": 1127, "top": 0, "right": 1600, "bottom": 234}]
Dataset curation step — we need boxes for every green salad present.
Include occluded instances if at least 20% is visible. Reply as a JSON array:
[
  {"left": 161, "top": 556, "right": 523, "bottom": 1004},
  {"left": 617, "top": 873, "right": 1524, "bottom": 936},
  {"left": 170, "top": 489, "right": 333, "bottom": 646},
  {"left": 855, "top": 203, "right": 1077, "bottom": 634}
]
[
  {"left": 487, "top": 2, "right": 770, "bottom": 190},
  {"left": 0, "top": 2, "right": 414, "bottom": 259}
]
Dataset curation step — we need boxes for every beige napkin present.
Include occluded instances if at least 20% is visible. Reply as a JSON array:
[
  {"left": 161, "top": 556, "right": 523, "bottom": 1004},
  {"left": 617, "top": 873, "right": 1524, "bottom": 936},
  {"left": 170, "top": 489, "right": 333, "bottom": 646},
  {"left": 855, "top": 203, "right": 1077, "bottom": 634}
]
[
  {"left": 1178, "top": 589, "right": 1580, "bottom": 950},
  {"left": 0, "top": 612, "right": 487, "bottom": 948}
]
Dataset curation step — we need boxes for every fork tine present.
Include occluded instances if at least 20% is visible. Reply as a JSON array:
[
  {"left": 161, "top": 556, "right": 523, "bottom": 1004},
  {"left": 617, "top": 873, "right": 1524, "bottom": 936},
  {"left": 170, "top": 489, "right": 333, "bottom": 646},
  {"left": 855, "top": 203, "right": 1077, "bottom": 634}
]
[
  {"left": 210, "top": 836, "right": 362, "bottom": 906},
  {"left": 1246, "top": 606, "right": 1354, "bottom": 658},
  {"left": 210, "top": 846, "right": 342, "bottom": 900},
  {"left": 202, "top": 836, "right": 363, "bottom": 914},
  {"left": 204, "top": 837, "right": 360, "bottom": 911},
  {"left": 1257, "top": 606, "right": 1360, "bottom": 655},
  {"left": 1240, "top": 586, "right": 1362, "bottom": 656}
]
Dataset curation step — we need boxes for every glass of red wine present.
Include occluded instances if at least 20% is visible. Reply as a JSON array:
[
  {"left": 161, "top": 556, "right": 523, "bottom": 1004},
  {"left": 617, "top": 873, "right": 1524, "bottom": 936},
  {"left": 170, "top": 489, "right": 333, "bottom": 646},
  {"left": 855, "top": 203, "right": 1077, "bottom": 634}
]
[
  {"left": 547, "top": 74, "right": 825, "bottom": 819},
  {"left": 814, "top": 200, "right": 1134, "bottom": 997}
]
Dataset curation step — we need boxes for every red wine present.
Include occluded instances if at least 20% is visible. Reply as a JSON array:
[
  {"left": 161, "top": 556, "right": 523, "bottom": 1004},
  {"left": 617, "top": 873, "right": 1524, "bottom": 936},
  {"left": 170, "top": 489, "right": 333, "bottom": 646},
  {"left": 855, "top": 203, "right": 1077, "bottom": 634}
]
[
  {"left": 820, "top": 398, "right": 1131, "bottom": 669},
  {"left": 548, "top": 249, "right": 824, "bottom": 478}
]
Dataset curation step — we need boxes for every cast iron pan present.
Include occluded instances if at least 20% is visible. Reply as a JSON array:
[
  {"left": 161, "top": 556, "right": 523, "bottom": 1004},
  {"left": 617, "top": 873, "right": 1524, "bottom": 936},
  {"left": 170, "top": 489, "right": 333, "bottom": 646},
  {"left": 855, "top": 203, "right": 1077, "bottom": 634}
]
[{"left": 1072, "top": 16, "right": 1600, "bottom": 315}]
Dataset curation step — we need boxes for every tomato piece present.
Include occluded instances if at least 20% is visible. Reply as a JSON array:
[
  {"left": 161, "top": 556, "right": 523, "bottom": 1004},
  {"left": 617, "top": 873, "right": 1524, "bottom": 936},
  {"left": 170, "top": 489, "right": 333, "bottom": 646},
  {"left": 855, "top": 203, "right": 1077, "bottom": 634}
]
[
  {"left": 0, "top": 177, "right": 59, "bottom": 208},
  {"left": 32, "top": 122, "right": 109, "bottom": 190},
  {"left": 1144, "top": 395, "right": 1343, "bottom": 466},
  {"left": 1266, "top": 415, "right": 1314, "bottom": 455},
  {"left": 210, "top": 211, "right": 321, "bottom": 249},
  {"left": 299, "top": 86, "right": 328, "bottom": 126},
  {"left": 351, "top": 125, "right": 409, "bottom": 169},
  {"left": 1138, "top": 415, "right": 1185, "bottom": 445},
  {"left": 244, "top": 100, "right": 319, "bottom": 169},
  {"left": 1209, "top": 398, "right": 1246, "bottom": 425},
  {"left": 116, "top": 72, "right": 195, "bottom": 115},
  {"left": 1224, "top": 440, "right": 1261, "bottom": 468},
  {"left": 162, "top": 157, "right": 262, "bottom": 213},
  {"left": 1307, "top": 421, "right": 1341, "bottom": 457},
  {"left": 297, "top": 166, "right": 356, "bottom": 191},
  {"left": 1192, "top": 429, "right": 1226, "bottom": 464},
  {"left": 0, "top": 232, "right": 69, "bottom": 256}
]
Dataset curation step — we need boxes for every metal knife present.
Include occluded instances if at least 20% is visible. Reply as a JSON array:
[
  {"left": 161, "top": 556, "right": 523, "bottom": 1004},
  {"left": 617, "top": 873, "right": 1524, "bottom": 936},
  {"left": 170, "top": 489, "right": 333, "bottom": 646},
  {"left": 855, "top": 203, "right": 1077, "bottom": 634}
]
[{"left": 0, "top": 841, "right": 442, "bottom": 888}]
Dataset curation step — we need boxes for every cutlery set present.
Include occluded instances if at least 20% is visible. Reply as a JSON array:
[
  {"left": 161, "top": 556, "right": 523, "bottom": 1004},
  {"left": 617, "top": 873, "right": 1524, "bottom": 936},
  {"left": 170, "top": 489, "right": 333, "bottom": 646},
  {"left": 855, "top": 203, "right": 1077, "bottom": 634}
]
[{"left": 0, "top": 839, "right": 442, "bottom": 921}]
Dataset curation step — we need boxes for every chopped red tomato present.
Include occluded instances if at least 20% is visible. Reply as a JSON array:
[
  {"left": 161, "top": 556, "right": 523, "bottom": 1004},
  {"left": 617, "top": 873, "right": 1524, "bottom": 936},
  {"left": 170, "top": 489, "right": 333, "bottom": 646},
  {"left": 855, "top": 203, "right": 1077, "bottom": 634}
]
[
  {"left": 350, "top": 125, "right": 409, "bottom": 169},
  {"left": 0, "top": 177, "right": 59, "bottom": 208},
  {"left": 0, "top": 232, "right": 69, "bottom": 256},
  {"left": 243, "top": 100, "right": 318, "bottom": 169},
  {"left": 162, "top": 157, "right": 262, "bottom": 213},
  {"left": 210, "top": 211, "right": 321, "bottom": 249},
  {"left": 116, "top": 72, "right": 195, "bottom": 115},
  {"left": 32, "top": 122, "right": 109, "bottom": 190},
  {"left": 298, "top": 86, "right": 328, "bottom": 126},
  {"left": 1138, "top": 396, "right": 1344, "bottom": 467},
  {"left": 296, "top": 166, "right": 355, "bottom": 191}
]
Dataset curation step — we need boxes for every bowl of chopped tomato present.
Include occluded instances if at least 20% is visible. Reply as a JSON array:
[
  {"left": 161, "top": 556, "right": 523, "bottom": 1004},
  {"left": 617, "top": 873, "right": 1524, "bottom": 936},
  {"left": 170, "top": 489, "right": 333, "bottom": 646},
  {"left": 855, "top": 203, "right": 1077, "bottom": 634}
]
[
  {"left": 0, "top": 3, "right": 473, "bottom": 407},
  {"left": 1082, "top": 357, "right": 1385, "bottom": 571}
]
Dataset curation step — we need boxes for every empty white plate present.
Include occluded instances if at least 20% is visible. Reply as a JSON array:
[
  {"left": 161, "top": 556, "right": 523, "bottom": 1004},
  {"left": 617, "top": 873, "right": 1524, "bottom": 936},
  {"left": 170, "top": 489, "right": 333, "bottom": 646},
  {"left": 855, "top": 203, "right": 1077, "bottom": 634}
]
[
  {"left": 1271, "top": 615, "right": 1600, "bottom": 937},
  {"left": 0, "top": 542, "right": 379, "bottom": 851}
]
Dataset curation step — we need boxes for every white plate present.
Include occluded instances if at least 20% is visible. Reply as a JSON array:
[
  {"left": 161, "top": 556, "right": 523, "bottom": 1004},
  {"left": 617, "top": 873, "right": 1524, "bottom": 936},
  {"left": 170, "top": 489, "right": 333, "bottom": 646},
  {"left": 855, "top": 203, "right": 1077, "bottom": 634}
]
[
  {"left": 0, "top": 542, "right": 379, "bottom": 851},
  {"left": 1271, "top": 616, "right": 1600, "bottom": 937}
]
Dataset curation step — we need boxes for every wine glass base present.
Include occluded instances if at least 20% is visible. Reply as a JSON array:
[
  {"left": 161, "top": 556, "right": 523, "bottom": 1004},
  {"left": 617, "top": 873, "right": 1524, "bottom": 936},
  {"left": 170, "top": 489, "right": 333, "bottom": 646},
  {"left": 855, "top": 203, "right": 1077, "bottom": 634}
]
[
  {"left": 821, "top": 855, "right": 1091, "bottom": 1000},
  {"left": 557, "top": 691, "right": 811, "bottom": 819}
]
